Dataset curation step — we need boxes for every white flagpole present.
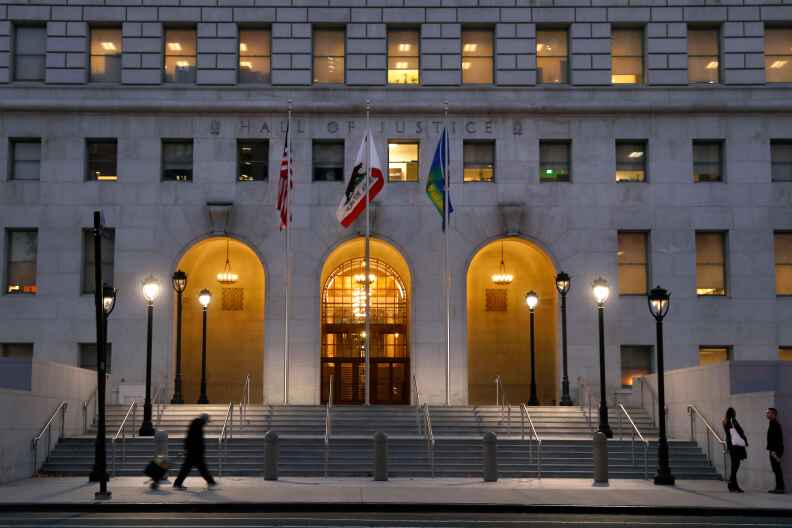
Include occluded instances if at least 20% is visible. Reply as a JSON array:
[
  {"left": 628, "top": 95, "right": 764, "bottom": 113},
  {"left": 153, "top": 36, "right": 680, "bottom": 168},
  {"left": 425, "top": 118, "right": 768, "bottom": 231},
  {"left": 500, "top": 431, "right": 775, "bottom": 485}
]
[
  {"left": 443, "top": 101, "right": 451, "bottom": 406},
  {"left": 364, "top": 100, "right": 372, "bottom": 406},
  {"left": 284, "top": 100, "right": 292, "bottom": 405}
]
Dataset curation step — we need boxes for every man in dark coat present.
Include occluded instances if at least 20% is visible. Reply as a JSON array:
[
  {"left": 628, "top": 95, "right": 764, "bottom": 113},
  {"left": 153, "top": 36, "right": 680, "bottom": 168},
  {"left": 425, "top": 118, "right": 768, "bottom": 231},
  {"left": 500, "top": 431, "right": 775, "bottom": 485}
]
[
  {"left": 767, "top": 407, "right": 785, "bottom": 494},
  {"left": 173, "top": 413, "right": 216, "bottom": 489}
]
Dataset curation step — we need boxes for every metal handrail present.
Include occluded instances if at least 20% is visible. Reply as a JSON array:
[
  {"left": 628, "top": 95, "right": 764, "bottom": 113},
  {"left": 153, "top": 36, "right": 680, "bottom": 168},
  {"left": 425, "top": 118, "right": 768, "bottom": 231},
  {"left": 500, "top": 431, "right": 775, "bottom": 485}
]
[
  {"left": 111, "top": 400, "right": 138, "bottom": 475},
  {"left": 577, "top": 377, "right": 594, "bottom": 428},
  {"left": 32, "top": 401, "right": 68, "bottom": 476},
  {"left": 151, "top": 384, "right": 166, "bottom": 427},
  {"left": 519, "top": 403, "right": 542, "bottom": 479},
  {"left": 412, "top": 374, "right": 422, "bottom": 435},
  {"left": 324, "top": 373, "right": 334, "bottom": 477},
  {"left": 218, "top": 402, "right": 234, "bottom": 476},
  {"left": 617, "top": 403, "right": 649, "bottom": 480},
  {"left": 422, "top": 402, "right": 436, "bottom": 478},
  {"left": 82, "top": 386, "right": 98, "bottom": 434},
  {"left": 240, "top": 373, "right": 251, "bottom": 426},
  {"left": 636, "top": 376, "right": 667, "bottom": 428},
  {"left": 494, "top": 375, "right": 512, "bottom": 434},
  {"left": 687, "top": 404, "right": 728, "bottom": 480}
]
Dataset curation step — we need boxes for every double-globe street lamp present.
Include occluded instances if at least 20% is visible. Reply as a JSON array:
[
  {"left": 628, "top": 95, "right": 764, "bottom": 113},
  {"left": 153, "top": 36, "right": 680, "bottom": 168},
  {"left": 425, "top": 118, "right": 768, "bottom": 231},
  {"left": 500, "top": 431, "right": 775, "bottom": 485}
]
[
  {"left": 139, "top": 275, "right": 161, "bottom": 437},
  {"left": 649, "top": 285, "right": 675, "bottom": 486},
  {"left": 197, "top": 289, "right": 212, "bottom": 404},
  {"left": 555, "top": 272, "right": 573, "bottom": 406},
  {"left": 171, "top": 270, "right": 187, "bottom": 404},
  {"left": 525, "top": 291, "right": 539, "bottom": 405},
  {"left": 592, "top": 277, "right": 613, "bottom": 439}
]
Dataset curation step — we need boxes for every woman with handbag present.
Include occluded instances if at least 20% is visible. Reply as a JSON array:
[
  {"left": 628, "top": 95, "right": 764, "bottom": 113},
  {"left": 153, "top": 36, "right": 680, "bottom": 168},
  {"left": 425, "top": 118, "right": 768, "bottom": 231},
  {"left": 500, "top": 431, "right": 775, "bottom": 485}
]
[{"left": 723, "top": 407, "right": 748, "bottom": 493}]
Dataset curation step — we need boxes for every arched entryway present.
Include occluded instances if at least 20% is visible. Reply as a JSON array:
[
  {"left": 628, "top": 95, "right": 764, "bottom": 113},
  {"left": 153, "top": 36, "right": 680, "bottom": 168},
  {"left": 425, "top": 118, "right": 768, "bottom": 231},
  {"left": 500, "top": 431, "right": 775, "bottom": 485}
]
[
  {"left": 175, "top": 236, "right": 265, "bottom": 403},
  {"left": 467, "top": 237, "right": 557, "bottom": 405},
  {"left": 320, "top": 238, "right": 412, "bottom": 405}
]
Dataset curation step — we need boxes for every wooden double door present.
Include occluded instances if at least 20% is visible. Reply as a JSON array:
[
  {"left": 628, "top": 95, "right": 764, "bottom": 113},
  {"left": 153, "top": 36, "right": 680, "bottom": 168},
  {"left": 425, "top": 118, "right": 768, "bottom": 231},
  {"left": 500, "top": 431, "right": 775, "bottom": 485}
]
[{"left": 321, "top": 357, "right": 409, "bottom": 405}]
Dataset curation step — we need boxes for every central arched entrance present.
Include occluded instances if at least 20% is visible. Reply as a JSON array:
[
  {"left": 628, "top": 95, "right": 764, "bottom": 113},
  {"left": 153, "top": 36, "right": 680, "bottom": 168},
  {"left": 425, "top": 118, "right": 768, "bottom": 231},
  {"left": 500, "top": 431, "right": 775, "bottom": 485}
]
[{"left": 320, "top": 238, "right": 411, "bottom": 405}]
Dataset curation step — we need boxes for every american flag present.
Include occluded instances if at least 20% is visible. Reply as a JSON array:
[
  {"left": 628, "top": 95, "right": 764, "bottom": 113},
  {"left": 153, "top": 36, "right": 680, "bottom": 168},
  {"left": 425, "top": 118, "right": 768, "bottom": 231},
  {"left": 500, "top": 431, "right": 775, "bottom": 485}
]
[{"left": 277, "top": 121, "right": 292, "bottom": 230}]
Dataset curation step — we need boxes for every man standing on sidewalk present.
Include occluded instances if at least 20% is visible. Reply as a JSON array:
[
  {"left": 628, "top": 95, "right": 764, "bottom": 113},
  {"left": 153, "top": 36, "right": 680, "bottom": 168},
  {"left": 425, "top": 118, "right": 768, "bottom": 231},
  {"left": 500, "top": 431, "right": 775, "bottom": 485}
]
[
  {"left": 173, "top": 413, "right": 217, "bottom": 489},
  {"left": 767, "top": 407, "right": 785, "bottom": 494}
]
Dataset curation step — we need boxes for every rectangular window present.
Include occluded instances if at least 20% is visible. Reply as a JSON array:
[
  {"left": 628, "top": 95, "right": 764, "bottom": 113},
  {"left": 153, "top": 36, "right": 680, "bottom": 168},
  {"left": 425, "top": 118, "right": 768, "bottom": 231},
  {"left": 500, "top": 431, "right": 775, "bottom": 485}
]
[
  {"left": 463, "top": 141, "right": 495, "bottom": 182},
  {"left": 388, "top": 141, "right": 419, "bottom": 182},
  {"left": 688, "top": 28, "right": 719, "bottom": 84},
  {"left": 79, "top": 343, "right": 112, "bottom": 374},
  {"left": 539, "top": 140, "right": 571, "bottom": 182},
  {"left": 90, "top": 27, "right": 122, "bottom": 83},
  {"left": 388, "top": 29, "right": 420, "bottom": 85},
  {"left": 237, "top": 140, "right": 268, "bottom": 182},
  {"left": 164, "top": 28, "right": 196, "bottom": 83},
  {"left": 615, "top": 141, "right": 647, "bottom": 182},
  {"left": 699, "top": 346, "right": 730, "bottom": 366},
  {"left": 86, "top": 139, "right": 117, "bottom": 181},
  {"left": 765, "top": 28, "right": 792, "bottom": 83},
  {"left": 9, "top": 139, "right": 41, "bottom": 181},
  {"left": 161, "top": 140, "right": 193, "bottom": 181},
  {"left": 462, "top": 29, "right": 494, "bottom": 84},
  {"left": 618, "top": 231, "right": 649, "bottom": 295},
  {"left": 612, "top": 28, "right": 643, "bottom": 84},
  {"left": 82, "top": 228, "right": 115, "bottom": 294},
  {"left": 313, "top": 140, "right": 344, "bottom": 182},
  {"left": 0, "top": 343, "right": 33, "bottom": 391},
  {"left": 771, "top": 141, "right": 792, "bottom": 182},
  {"left": 14, "top": 26, "right": 46, "bottom": 82},
  {"left": 536, "top": 29, "right": 568, "bottom": 84},
  {"left": 1, "top": 343, "right": 33, "bottom": 360},
  {"left": 620, "top": 345, "right": 653, "bottom": 388},
  {"left": 5, "top": 229, "right": 37, "bottom": 295},
  {"left": 780, "top": 347, "right": 792, "bottom": 361},
  {"left": 693, "top": 141, "right": 723, "bottom": 182},
  {"left": 696, "top": 231, "right": 727, "bottom": 296},
  {"left": 775, "top": 232, "right": 792, "bottom": 295},
  {"left": 313, "top": 28, "right": 345, "bottom": 84},
  {"left": 239, "top": 29, "right": 271, "bottom": 84}
]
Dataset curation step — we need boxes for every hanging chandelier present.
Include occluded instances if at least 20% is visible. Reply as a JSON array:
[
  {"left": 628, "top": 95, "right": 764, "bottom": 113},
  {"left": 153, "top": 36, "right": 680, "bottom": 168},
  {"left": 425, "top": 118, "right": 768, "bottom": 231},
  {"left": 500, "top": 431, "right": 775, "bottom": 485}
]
[
  {"left": 353, "top": 272, "right": 376, "bottom": 286},
  {"left": 216, "top": 238, "right": 239, "bottom": 285},
  {"left": 491, "top": 241, "right": 514, "bottom": 286}
]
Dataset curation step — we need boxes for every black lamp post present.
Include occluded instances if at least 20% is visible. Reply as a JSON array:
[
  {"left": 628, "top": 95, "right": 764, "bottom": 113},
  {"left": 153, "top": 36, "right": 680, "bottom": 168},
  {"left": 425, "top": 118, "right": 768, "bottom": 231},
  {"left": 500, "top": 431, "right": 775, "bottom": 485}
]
[
  {"left": 649, "top": 285, "right": 675, "bottom": 486},
  {"left": 592, "top": 277, "right": 613, "bottom": 439},
  {"left": 525, "top": 291, "right": 539, "bottom": 405},
  {"left": 197, "top": 288, "right": 212, "bottom": 404},
  {"left": 171, "top": 270, "right": 187, "bottom": 404},
  {"left": 139, "top": 275, "right": 161, "bottom": 437},
  {"left": 555, "top": 272, "right": 573, "bottom": 406}
]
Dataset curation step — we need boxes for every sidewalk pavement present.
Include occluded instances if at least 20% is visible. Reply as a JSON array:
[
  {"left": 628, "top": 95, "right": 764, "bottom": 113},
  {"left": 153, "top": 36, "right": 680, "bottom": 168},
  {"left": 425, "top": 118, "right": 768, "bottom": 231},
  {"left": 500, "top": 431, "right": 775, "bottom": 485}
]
[{"left": 0, "top": 476, "right": 789, "bottom": 513}]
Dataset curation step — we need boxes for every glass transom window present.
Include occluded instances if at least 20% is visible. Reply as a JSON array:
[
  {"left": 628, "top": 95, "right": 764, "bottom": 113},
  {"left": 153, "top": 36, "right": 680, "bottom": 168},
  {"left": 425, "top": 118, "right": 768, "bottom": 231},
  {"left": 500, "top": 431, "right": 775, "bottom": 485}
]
[
  {"left": 90, "top": 27, "right": 122, "bottom": 83},
  {"left": 239, "top": 29, "right": 271, "bottom": 84},
  {"left": 765, "top": 28, "right": 792, "bottom": 83},
  {"left": 462, "top": 30, "right": 493, "bottom": 84},
  {"left": 536, "top": 30, "right": 568, "bottom": 84},
  {"left": 388, "top": 142, "right": 419, "bottom": 182},
  {"left": 612, "top": 29, "right": 643, "bottom": 84},
  {"left": 615, "top": 141, "right": 647, "bottom": 182},
  {"left": 164, "top": 28, "right": 196, "bottom": 83},
  {"left": 388, "top": 29, "right": 420, "bottom": 85},
  {"left": 314, "top": 29, "right": 345, "bottom": 84},
  {"left": 688, "top": 28, "right": 719, "bottom": 84}
]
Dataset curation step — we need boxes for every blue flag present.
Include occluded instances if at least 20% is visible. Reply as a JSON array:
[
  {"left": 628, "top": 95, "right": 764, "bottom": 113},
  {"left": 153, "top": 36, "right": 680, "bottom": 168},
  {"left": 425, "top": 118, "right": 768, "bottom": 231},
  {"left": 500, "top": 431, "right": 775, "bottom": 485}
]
[{"left": 425, "top": 128, "right": 453, "bottom": 230}]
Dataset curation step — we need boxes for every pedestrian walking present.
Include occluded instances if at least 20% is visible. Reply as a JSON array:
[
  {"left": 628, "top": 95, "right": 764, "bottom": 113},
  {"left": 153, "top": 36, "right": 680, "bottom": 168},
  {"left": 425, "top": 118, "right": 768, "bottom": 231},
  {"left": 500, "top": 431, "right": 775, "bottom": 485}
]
[
  {"left": 173, "top": 413, "right": 217, "bottom": 489},
  {"left": 766, "top": 407, "right": 785, "bottom": 494},
  {"left": 723, "top": 407, "right": 748, "bottom": 493}
]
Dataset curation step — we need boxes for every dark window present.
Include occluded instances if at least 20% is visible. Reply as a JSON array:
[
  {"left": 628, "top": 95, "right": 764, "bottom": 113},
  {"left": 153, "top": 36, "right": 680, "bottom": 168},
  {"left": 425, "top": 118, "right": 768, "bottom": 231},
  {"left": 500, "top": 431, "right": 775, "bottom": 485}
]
[
  {"left": 618, "top": 231, "right": 649, "bottom": 295},
  {"left": 9, "top": 139, "right": 41, "bottom": 181},
  {"left": 162, "top": 140, "right": 193, "bottom": 181},
  {"left": 771, "top": 141, "right": 792, "bottom": 182},
  {"left": 90, "top": 27, "right": 122, "bottom": 83},
  {"left": 239, "top": 29, "right": 271, "bottom": 84},
  {"left": 82, "top": 228, "right": 115, "bottom": 294},
  {"left": 79, "top": 343, "right": 112, "bottom": 374},
  {"left": 164, "top": 28, "right": 196, "bottom": 83},
  {"left": 539, "top": 140, "right": 571, "bottom": 182},
  {"left": 693, "top": 141, "right": 723, "bottom": 182},
  {"left": 615, "top": 141, "right": 647, "bottom": 182},
  {"left": 1, "top": 343, "right": 33, "bottom": 360},
  {"left": 237, "top": 140, "right": 268, "bottom": 181},
  {"left": 86, "top": 139, "right": 118, "bottom": 181},
  {"left": 313, "top": 141, "right": 344, "bottom": 182},
  {"left": 6, "top": 229, "right": 37, "bottom": 295},
  {"left": 14, "top": 26, "right": 46, "bottom": 82},
  {"left": 463, "top": 141, "right": 495, "bottom": 182},
  {"left": 620, "top": 345, "right": 653, "bottom": 388}
]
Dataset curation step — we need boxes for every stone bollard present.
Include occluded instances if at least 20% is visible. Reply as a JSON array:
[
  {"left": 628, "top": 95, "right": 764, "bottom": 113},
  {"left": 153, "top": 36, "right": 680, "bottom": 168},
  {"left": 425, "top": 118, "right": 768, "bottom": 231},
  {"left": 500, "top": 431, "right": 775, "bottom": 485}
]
[
  {"left": 373, "top": 431, "right": 388, "bottom": 481},
  {"left": 154, "top": 430, "right": 169, "bottom": 481},
  {"left": 592, "top": 431, "right": 608, "bottom": 485},
  {"left": 263, "top": 430, "right": 279, "bottom": 481},
  {"left": 483, "top": 431, "right": 498, "bottom": 482}
]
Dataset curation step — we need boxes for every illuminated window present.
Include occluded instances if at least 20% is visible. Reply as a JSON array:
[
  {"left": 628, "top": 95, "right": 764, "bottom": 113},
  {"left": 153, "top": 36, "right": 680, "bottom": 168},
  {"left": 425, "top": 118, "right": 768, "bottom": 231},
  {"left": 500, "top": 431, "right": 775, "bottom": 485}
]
[
  {"left": 388, "top": 141, "right": 419, "bottom": 182},
  {"left": 775, "top": 232, "right": 792, "bottom": 295},
  {"left": 780, "top": 347, "right": 792, "bottom": 361},
  {"left": 90, "top": 27, "right": 122, "bottom": 83},
  {"left": 9, "top": 139, "right": 41, "bottom": 181},
  {"left": 86, "top": 139, "right": 117, "bottom": 181},
  {"left": 388, "top": 29, "right": 419, "bottom": 85},
  {"left": 536, "top": 29, "right": 568, "bottom": 84},
  {"left": 313, "top": 140, "right": 344, "bottom": 182},
  {"left": 688, "top": 28, "right": 719, "bottom": 84},
  {"left": 5, "top": 229, "right": 37, "bottom": 295},
  {"left": 13, "top": 26, "right": 46, "bottom": 82},
  {"left": 693, "top": 141, "right": 723, "bottom": 182},
  {"left": 164, "top": 28, "right": 196, "bottom": 83},
  {"left": 82, "top": 228, "right": 115, "bottom": 294},
  {"left": 765, "top": 28, "right": 792, "bottom": 83},
  {"left": 699, "top": 346, "right": 730, "bottom": 366},
  {"left": 696, "top": 232, "right": 727, "bottom": 296},
  {"left": 237, "top": 140, "right": 268, "bottom": 181},
  {"left": 771, "top": 141, "right": 792, "bottom": 182},
  {"left": 462, "top": 30, "right": 493, "bottom": 84},
  {"left": 612, "top": 29, "right": 643, "bottom": 84},
  {"left": 239, "top": 29, "right": 271, "bottom": 84},
  {"left": 618, "top": 232, "right": 649, "bottom": 295},
  {"left": 621, "top": 345, "right": 653, "bottom": 388},
  {"left": 161, "top": 140, "right": 193, "bottom": 181},
  {"left": 615, "top": 141, "right": 647, "bottom": 182},
  {"left": 463, "top": 141, "right": 495, "bottom": 182},
  {"left": 314, "top": 29, "right": 345, "bottom": 84},
  {"left": 79, "top": 343, "right": 112, "bottom": 374},
  {"left": 539, "top": 140, "right": 570, "bottom": 182}
]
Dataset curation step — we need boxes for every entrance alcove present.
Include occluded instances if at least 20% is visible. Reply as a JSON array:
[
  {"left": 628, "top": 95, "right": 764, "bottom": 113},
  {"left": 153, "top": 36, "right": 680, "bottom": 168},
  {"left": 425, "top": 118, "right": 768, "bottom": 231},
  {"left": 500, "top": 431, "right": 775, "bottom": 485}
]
[
  {"left": 467, "top": 238, "right": 557, "bottom": 405},
  {"left": 175, "top": 237, "right": 265, "bottom": 403}
]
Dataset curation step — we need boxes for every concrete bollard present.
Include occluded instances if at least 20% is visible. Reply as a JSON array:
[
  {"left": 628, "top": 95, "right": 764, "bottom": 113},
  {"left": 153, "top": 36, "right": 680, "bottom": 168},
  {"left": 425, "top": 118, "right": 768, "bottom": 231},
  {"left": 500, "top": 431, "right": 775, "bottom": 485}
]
[
  {"left": 483, "top": 431, "right": 498, "bottom": 482},
  {"left": 593, "top": 431, "right": 608, "bottom": 485},
  {"left": 373, "top": 431, "right": 388, "bottom": 481},
  {"left": 154, "top": 430, "right": 169, "bottom": 481},
  {"left": 263, "top": 430, "right": 279, "bottom": 481}
]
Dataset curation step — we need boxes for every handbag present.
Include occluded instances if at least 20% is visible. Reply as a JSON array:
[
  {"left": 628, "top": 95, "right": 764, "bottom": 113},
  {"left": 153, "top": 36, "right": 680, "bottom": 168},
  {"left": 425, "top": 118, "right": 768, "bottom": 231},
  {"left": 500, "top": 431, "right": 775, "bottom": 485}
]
[{"left": 730, "top": 426, "right": 746, "bottom": 447}]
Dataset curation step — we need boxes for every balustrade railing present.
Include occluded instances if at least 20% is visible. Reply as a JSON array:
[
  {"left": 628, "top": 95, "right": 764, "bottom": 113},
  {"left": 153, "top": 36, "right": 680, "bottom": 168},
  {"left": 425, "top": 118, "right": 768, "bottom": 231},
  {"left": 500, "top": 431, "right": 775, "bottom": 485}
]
[{"left": 32, "top": 401, "right": 67, "bottom": 476}]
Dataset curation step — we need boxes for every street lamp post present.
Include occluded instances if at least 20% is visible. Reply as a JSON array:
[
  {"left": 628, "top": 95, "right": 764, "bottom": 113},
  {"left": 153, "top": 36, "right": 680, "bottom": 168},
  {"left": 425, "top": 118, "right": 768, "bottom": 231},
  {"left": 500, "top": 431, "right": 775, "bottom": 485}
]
[
  {"left": 197, "top": 289, "right": 212, "bottom": 404},
  {"left": 525, "top": 291, "right": 539, "bottom": 405},
  {"left": 592, "top": 277, "right": 613, "bottom": 439},
  {"left": 171, "top": 270, "right": 187, "bottom": 404},
  {"left": 555, "top": 272, "right": 573, "bottom": 406},
  {"left": 649, "top": 285, "right": 675, "bottom": 486},
  {"left": 139, "top": 275, "right": 161, "bottom": 437}
]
